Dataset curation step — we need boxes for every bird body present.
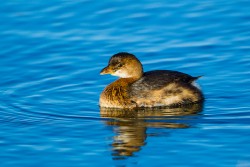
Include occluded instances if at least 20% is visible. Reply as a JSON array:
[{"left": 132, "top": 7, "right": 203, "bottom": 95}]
[{"left": 100, "top": 53, "right": 203, "bottom": 108}]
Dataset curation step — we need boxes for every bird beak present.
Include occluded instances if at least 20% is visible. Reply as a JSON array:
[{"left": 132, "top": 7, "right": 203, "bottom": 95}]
[{"left": 100, "top": 66, "right": 111, "bottom": 75}]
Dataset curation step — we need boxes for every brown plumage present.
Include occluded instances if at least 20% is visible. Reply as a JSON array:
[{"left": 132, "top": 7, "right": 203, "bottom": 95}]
[{"left": 100, "top": 52, "right": 203, "bottom": 108}]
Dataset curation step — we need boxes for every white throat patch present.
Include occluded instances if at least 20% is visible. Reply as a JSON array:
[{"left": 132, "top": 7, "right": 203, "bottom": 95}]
[{"left": 112, "top": 69, "right": 131, "bottom": 78}]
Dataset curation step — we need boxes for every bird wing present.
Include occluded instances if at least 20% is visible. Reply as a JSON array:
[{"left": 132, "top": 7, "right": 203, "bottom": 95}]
[{"left": 130, "top": 70, "right": 199, "bottom": 91}]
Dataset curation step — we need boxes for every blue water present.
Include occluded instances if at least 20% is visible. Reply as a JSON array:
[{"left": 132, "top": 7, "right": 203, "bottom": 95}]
[{"left": 1, "top": 0, "right": 250, "bottom": 166}]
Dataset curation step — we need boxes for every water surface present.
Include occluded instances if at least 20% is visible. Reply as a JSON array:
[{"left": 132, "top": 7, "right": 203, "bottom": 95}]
[{"left": 0, "top": 0, "right": 250, "bottom": 167}]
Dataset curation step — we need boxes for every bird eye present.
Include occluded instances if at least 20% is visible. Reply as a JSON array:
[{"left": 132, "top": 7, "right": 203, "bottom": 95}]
[{"left": 117, "top": 63, "right": 123, "bottom": 68}]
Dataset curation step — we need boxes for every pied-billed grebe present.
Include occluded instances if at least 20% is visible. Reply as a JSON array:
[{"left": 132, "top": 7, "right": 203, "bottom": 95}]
[{"left": 100, "top": 52, "right": 203, "bottom": 108}]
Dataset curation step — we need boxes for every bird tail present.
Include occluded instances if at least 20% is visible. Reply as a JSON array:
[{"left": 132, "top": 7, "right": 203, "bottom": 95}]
[
  {"left": 190, "top": 75, "right": 203, "bottom": 83},
  {"left": 195, "top": 75, "right": 203, "bottom": 80}
]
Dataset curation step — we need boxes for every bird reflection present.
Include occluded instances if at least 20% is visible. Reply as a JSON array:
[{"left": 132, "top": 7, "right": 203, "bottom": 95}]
[{"left": 100, "top": 103, "right": 203, "bottom": 159}]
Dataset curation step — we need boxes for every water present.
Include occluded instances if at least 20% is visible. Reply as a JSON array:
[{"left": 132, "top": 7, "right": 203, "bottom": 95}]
[{"left": 0, "top": 0, "right": 250, "bottom": 166}]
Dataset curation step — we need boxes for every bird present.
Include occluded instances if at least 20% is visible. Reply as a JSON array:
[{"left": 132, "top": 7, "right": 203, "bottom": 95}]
[{"left": 99, "top": 52, "right": 203, "bottom": 108}]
